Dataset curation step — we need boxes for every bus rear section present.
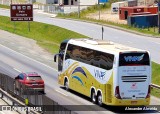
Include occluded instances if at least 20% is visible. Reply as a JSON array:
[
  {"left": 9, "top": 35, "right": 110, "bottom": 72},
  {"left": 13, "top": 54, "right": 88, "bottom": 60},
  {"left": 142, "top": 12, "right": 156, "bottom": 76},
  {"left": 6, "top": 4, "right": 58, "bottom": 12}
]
[{"left": 115, "top": 52, "right": 151, "bottom": 106}]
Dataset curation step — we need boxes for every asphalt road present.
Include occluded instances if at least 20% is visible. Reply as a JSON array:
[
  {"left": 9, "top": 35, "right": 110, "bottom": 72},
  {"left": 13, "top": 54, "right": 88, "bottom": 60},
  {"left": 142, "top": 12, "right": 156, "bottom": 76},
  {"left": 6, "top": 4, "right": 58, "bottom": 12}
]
[
  {"left": 0, "top": 8, "right": 160, "bottom": 64},
  {"left": 0, "top": 36, "right": 160, "bottom": 114},
  {"left": 0, "top": 8, "right": 160, "bottom": 114},
  {"left": 0, "top": 44, "right": 113, "bottom": 114},
  {"left": 33, "top": 10, "right": 160, "bottom": 64}
]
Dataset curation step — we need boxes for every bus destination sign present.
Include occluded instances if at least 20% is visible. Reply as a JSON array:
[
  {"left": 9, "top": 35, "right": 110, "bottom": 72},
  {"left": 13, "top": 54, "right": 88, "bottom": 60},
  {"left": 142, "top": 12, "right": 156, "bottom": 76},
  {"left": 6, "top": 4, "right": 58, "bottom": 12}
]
[{"left": 10, "top": 4, "right": 33, "bottom": 21}]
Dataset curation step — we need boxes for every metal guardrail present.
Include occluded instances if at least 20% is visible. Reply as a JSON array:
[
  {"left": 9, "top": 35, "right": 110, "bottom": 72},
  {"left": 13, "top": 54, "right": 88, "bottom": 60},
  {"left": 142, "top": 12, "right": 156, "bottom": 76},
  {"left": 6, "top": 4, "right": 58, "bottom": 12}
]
[
  {"left": 0, "top": 73, "right": 76, "bottom": 114},
  {"left": 1, "top": 72, "right": 160, "bottom": 114},
  {"left": 0, "top": 88, "right": 39, "bottom": 114},
  {"left": 151, "top": 83, "right": 160, "bottom": 89}
]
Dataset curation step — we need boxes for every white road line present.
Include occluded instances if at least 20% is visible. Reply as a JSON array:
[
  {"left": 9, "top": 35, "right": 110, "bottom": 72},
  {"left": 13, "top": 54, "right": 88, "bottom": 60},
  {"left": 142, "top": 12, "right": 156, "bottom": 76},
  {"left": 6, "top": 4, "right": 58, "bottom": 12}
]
[
  {"left": 55, "top": 89, "right": 68, "bottom": 96},
  {"left": 13, "top": 68, "right": 21, "bottom": 73},
  {"left": 0, "top": 44, "right": 58, "bottom": 72},
  {"left": 127, "top": 41, "right": 132, "bottom": 44}
]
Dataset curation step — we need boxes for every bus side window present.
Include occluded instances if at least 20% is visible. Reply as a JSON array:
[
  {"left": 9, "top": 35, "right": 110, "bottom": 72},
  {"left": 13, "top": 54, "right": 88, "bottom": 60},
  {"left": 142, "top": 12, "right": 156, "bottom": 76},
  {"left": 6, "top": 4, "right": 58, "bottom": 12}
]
[
  {"left": 65, "top": 44, "right": 74, "bottom": 60},
  {"left": 99, "top": 53, "right": 114, "bottom": 70},
  {"left": 64, "top": 44, "right": 114, "bottom": 70},
  {"left": 90, "top": 51, "right": 98, "bottom": 67}
]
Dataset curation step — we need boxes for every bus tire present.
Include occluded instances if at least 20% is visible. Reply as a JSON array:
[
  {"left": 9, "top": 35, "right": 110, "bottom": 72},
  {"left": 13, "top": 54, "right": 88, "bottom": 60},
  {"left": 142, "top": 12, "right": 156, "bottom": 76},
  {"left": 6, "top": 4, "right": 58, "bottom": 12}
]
[
  {"left": 97, "top": 93, "right": 102, "bottom": 106},
  {"left": 64, "top": 78, "right": 69, "bottom": 91},
  {"left": 91, "top": 90, "right": 96, "bottom": 104}
]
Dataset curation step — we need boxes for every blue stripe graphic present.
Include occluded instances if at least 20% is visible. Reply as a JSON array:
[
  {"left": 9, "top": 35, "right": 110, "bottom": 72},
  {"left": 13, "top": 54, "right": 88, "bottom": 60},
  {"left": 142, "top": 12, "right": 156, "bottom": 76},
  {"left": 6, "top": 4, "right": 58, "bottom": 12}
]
[{"left": 72, "top": 76, "right": 84, "bottom": 86}]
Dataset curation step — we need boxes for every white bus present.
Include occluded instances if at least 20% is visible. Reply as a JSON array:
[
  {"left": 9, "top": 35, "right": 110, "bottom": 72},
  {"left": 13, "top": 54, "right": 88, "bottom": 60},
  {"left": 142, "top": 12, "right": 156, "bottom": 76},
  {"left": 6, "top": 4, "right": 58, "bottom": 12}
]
[{"left": 54, "top": 38, "right": 151, "bottom": 106}]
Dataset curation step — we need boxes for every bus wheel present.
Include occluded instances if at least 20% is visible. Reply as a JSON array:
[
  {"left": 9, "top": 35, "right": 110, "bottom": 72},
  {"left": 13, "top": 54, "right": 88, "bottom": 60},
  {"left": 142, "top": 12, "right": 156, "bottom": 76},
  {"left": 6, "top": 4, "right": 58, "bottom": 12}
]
[
  {"left": 97, "top": 93, "right": 102, "bottom": 106},
  {"left": 91, "top": 91, "right": 96, "bottom": 103},
  {"left": 64, "top": 79, "right": 69, "bottom": 91}
]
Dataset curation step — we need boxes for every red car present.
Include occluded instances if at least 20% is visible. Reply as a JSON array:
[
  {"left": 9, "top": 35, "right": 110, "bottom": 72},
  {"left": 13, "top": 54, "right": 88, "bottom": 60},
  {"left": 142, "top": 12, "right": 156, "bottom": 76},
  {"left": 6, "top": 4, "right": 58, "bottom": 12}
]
[{"left": 14, "top": 72, "right": 45, "bottom": 94}]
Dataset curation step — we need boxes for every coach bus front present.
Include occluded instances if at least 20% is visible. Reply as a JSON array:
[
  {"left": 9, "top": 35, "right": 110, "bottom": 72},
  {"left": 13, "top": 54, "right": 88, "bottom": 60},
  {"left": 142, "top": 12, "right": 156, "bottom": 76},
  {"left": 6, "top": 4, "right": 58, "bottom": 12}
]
[{"left": 116, "top": 52, "right": 151, "bottom": 105}]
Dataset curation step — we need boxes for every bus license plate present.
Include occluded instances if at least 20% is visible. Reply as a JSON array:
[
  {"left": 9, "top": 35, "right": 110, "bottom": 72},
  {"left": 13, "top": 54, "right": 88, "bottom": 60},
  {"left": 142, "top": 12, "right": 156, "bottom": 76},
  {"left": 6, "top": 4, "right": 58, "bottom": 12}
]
[{"left": 131, "top": 101, "right": 137, "bottom": 104}]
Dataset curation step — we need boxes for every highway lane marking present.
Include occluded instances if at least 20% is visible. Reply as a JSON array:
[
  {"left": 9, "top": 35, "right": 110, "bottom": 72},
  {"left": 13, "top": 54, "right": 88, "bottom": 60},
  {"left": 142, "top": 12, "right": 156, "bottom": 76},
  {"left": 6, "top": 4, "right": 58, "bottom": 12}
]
[
  {"left": 13, "top": 68, "right": 21, "bottom": 73},
  {"left": 55, "top": 89, "right": 68, "bottom": 96},
  {"left": 127, "top": 41, "right": 132, "bottom": 44},
  {"left": 0, "top": 44, "right": 58, "bottom": 72}
]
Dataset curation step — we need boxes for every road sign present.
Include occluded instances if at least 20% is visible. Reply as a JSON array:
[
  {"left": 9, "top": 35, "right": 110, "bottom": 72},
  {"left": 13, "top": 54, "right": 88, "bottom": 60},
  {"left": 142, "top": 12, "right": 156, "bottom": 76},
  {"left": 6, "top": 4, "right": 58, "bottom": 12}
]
[{"left": 10, "top": 4, "right": 33, "bottom": 21}]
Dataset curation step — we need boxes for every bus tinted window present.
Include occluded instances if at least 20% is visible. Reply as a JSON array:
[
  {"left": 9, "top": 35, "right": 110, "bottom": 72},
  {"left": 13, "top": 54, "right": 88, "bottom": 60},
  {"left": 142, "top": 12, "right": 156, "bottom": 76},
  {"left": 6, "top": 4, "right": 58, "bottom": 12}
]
[
  {"left": 119, "top": 52, "right": 150, "bottom": 66},
  {"left": 66, "top": 44, "right": 114, "bottom": 70}
]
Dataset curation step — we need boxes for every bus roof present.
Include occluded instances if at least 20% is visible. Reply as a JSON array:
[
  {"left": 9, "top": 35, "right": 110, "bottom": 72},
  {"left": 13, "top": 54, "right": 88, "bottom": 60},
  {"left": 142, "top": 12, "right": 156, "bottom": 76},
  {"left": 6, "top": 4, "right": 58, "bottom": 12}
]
[{"left": 68, "top": 38, "right": 146, "bottom": 54}]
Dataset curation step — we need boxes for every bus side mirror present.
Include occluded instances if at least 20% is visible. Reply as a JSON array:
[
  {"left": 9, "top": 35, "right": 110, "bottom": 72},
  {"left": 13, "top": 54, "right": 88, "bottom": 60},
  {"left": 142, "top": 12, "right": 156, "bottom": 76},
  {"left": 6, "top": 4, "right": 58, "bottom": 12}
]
[
  {"left": 54, "top": 54, "right": 58, "bottom": 62},
  {"left": 15, "top": 76, "right": 19, "bottom": 80}
]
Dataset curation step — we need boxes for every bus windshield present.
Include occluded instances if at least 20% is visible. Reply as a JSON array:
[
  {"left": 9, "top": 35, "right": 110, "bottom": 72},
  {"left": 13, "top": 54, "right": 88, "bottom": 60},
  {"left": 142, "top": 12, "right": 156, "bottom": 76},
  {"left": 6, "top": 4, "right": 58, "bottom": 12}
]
[{"left": 119, "top": 52, "right": 150, "bottom": 66}]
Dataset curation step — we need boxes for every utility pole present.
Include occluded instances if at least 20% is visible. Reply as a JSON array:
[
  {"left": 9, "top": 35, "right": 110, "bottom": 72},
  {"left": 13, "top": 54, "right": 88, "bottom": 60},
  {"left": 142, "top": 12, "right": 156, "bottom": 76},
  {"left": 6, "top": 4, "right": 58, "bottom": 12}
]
[
  {"left": 98, "top": 0, "right": 100, "bottom": 20},
  {"left": 102, "top": 26, "right": 104, "bottom": 40},
  {"left": 78, "top": 0, "right": 80, "bottom": 18}
]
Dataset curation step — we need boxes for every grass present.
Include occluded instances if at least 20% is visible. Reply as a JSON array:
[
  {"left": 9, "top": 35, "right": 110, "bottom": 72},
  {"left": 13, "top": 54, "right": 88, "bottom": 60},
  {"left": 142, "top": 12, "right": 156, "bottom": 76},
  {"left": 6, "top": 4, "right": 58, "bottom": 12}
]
[
  {"left": 57, "top": 2, "right": 160, "bottom": 37},
  {"left": 151, "top": 62, "right": 160, "bottom": 98},
  {"left": 0, "top": 15, "right": 160, "bottom": 98},
  {"left": 58, "top": 0, "right": 119, "bottom": 17},
  {"left": 151, "top": 88, "right": 160, "bottom": 98},
  {"left": 0, "top": 4, "right": 10, "bottom": 9},
  {"left": 57, "top": 14, "right": 160, "bottom": 36},
  {"left": 152, "top": 62, "right": 160, "bottom": 85},
  {"left": 0, "top": 16, "right": 87, "bottom": 53},
  {"left": 57, "top": 3, "right": 160, "bottom": 98},
  {"left": 58, "top": 2, "right": 113, "bottom": 19}
]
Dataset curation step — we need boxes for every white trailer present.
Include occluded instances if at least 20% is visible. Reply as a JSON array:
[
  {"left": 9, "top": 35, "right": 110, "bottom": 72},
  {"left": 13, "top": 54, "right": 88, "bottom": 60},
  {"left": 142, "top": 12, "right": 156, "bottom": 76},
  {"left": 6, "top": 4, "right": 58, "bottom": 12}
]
[{"left": 111, "top": 1, "right": 128, "bottom": 13}]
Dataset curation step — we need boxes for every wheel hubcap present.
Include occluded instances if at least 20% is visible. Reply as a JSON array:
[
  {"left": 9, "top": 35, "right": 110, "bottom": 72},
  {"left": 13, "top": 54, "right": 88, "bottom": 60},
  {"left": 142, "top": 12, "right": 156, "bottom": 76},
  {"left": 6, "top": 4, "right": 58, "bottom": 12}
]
[
  {"left": 65, "top": 81, "right": 68, "bottom": 90},
  {"left": 98, "top": 95, "right": 102, "bottom": 105},
  {"left": 92, "top": 93, "right": 96, "bottom": 102}
]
